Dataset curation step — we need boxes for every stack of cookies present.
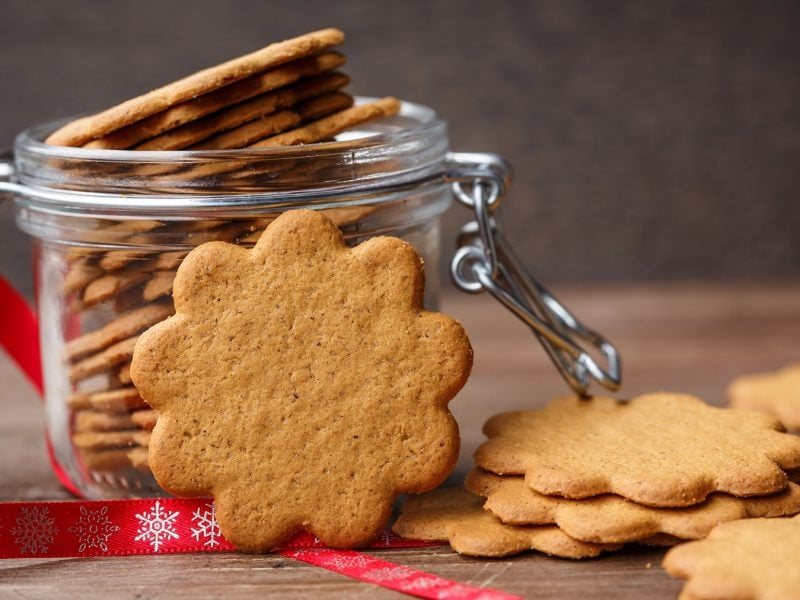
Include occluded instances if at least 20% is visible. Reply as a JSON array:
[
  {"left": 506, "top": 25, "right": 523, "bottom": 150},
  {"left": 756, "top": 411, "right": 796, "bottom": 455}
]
[
  {"left": 393, "top": 393, "right": 800, "bottom": 558},
  {"left": 49, "top": 29, "right": 401, "bottom": 478}
]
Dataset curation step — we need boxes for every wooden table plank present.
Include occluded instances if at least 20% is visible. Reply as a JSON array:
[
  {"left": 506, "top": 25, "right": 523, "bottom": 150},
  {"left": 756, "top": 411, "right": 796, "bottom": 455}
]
[{"left": 1, "top": 282, "right": 798, "bottom": 599}]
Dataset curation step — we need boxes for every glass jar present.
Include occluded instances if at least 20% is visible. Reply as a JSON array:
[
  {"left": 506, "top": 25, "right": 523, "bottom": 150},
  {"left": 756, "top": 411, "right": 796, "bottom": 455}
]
[{"left": 2, "top": 98, "right": 508, "bottom": 499}]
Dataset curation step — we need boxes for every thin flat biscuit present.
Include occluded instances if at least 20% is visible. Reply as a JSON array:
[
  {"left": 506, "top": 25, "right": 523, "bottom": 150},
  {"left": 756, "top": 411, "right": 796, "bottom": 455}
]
[
  {"left": 190, "top": 110, "right": 300, "bottom": 150},
  {"left": 46, "top": 28, "right": 345, "bottom": 146},
  {"left": 64, "top": 301, "right": 172, "bottom": 362},
  {"left": 100, "top": 219, "right": 260, "bottom": 272},
  {"left": 663, "top": 514, "right": 800, "bottom": 600},
  {"left": 72, "top": 430, "right": 142, "bottom": 450},
  {"left": 392, "top": 487, "right": 621, "bottom": 558},
  {"left": 82, "top": 272, "right": 148, "bottom": 308},
  {"left": 79, "top": 448, "right": 132, "bottom": 472},
  {"left": 250, "top": 97, "right": 400, "bottom": 148},
  {"left": 62, "top": 259, "right": 103, "bottom": 295},
  {"left": 465, "top": 468, "right": 800, "bottom": 544},
  {"left": 67, "top": 386, "right": 147, "bottom": 412},
  {"left": 88, "top": 53, "right": 346, "bottom": 150},
  {"left": 130, "top": 410, "right": 158, "bottom": 431},
  {"left": 138, "top": 71, "right": 350, "bottom": 151},
  {"left": 475, "top": 393, "right": 800, "bottom": 507},
  {"left": 193, "top": 92, "right": 353, "bottom": 150},
  {"left": 66, "top": 220, "right": 166, "bottom": 265},
  {"left": 118, "top": 363, "right": 132, "bottom": 385},
  {"left": 127, "top": 447, "right": 150, "bottom": 472},
  {"left": 68, "top": 336, "right": 140, "bottom": 383},
  {"left": 729, "top": 364, "right": 800, "bottom": 431},
  {"left": 74, "top": 410, "right": 136, "bottom": 432},
  {"left": 142, "top": 271, "right": 176, "bottom": 302}
]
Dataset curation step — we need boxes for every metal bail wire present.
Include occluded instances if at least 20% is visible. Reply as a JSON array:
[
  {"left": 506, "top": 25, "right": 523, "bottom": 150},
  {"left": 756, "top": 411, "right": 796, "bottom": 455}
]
[{"left": 446, "top": 152, "right": 622, "bottom": 397}]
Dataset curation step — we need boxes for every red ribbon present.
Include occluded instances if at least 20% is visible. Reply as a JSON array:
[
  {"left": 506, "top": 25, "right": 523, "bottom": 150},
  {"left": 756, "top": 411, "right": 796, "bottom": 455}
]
[{"left": 0, "top": 274, "right": 520, "bottom": 600}]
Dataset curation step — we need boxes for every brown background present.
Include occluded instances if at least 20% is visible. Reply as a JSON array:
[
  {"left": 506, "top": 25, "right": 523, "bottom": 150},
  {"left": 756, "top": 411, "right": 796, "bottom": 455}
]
[{"left": 1, "top": 0, "right": 799, "bottom": 297}]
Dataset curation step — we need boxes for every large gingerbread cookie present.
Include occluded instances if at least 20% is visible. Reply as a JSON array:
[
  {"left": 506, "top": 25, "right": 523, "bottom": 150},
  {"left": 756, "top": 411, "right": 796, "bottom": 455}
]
[
  {"left": 474, "top": 393, "right": 800, "bottom": 507},
  {"left": 130, "top": 209, "right": 471, "bottom": 552}
]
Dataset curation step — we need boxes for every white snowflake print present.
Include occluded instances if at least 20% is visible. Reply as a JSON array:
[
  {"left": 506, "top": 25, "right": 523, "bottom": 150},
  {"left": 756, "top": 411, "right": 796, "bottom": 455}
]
[
  {"left": 374, "top": 530, "right": 398, "bottom": 546},
  {"left": 191, "top": 502, "right": 221, "bottom": 548},
  {"left": 319, "top": 552, "right": 374, "bottom": 570},
  {"left": 404, "top": 576, "right": 444, "bottom": 591},
  {"left": 12, "top": 507, "right": 58, "bottom": 554},
  {"left": 433, "top": 584, "right": 478, "bottom": 599},
  {"left": 68, "top": 506, "right": 120, "bottom": 553},
  {"left": 134, "top": 500, "right": 180, "bottom": 551},
  {"left": 360, "top": 566, "right": 416, "bottom": 582}
]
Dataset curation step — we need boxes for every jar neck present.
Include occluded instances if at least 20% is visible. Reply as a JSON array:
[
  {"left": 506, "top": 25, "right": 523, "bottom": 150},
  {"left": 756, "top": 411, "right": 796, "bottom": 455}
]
[{"left": 10, "top": 98, "right": 448, "bottom": 214}]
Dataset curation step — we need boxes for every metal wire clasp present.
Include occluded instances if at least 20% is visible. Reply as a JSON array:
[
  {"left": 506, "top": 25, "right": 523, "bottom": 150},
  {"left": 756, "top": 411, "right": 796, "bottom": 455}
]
[{"left": 446, "top": 152, "right": 622, "bottom": 397}]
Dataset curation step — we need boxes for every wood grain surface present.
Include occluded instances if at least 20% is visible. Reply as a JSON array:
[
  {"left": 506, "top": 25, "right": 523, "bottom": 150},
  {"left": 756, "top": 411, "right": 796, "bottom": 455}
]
[{"left": 1, "top": 282, "right": 799, "bottom": 598}]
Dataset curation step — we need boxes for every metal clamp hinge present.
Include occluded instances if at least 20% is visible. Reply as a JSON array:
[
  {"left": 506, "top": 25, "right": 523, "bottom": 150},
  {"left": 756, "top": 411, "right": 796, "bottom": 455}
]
[{"left": 446, "top": 152, "right": 622, "bottom": 397}]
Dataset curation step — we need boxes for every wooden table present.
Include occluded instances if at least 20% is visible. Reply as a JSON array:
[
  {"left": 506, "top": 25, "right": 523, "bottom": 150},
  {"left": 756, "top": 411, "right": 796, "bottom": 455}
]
[{"left": 2, "top": 282, "right": 799, "bottom": 599}]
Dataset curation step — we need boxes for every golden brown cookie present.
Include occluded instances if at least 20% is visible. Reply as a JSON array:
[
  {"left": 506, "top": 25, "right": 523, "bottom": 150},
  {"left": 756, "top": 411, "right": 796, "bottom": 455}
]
[
  {"left": 392, "top": 487, "right": 621, "bottom": 558},
  {"left": 64, "top": 301, "right": 172, "bottom": 362},
  {"left": 78, "top": 448, "right": 133, "bottom": 471},
  {"left": 465, "top": 468, "right": 800, "bottom": 544},
  {"left": 81, "top": 271, "right": 148, "bottom": 308},
  {"left": 46, "top": 28, "right": 345, "bottom": 146},
  {"left": 62, "top": 258, "right": 103, "bottom": 295},
  {"left": 87, "top": 53, "right": 347, "bottom": 150},
  {"left": 663, "top": 514, "right": 800, "bottom": 600},
  {"left": 72, "top": 430, "right": 149, "bottom": 450},
  {"left": 127, "top": 447, "right": 150, "bottom": 472},
  {"left": 142, "top": 271, "right": 176, "bottom": 302},
  {"left": 729, "top": 364, "right": 800, "bottom": 431},
  {"left": 130, "top": 410, "right": 158, "bottom": 431},
  {"left": 250, "top": 96, "right": 400, "bottom": 147},
  {"left": 117, "top": 363, "right": 132, "bottom": 385},
  {"left": 69, "top": 337, "right": 140, "bottom": 383},
  {"left": 475, "top": 394, "right": 800, "bottom": 507},
  {"left": 66, "top": 387, "right": 147, "bottom": 412},
  {"left": 138, "top": 71, "right": 350, "bottom": 151},
  {"left": 130, "top": 209, "right": 471, "bottom": 552},
  {"left": 189, "top": 109, "right": 300, "bottom": 150},
  {"left": 191, "top": 91, "right": 353, "bottom": 150},
  {"left": 74, "top": 410, "right": 136, "bottom": 432}
]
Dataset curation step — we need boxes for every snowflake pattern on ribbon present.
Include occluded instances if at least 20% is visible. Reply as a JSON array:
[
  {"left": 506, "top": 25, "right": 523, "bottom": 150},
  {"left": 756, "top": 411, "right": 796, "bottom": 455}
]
[
  {"left": 68, "top": 505, "right": 120, "bottom": 553},
  {"left": 360, "top": 566, "right": 416, "bottom": 582},
  {"left": 404, "top": 575, "right": 445, "bottom": 591},
  {"left": 191, "top": 502, "right": 221, "bottom": 548},
  {"left": 317, "top": 551, "right": 374, "bottom": 570},
  {"left": 11, "top": 507, "right": 58, "bottom": 554},
  {"left": 134, "top": 500, "right": 179, "bottom": 551}
]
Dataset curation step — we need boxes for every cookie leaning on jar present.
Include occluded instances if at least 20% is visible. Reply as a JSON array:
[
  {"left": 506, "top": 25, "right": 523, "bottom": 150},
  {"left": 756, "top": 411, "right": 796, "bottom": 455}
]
[{"left": 47, "top": 28, "right": 401, "bottom": 479}]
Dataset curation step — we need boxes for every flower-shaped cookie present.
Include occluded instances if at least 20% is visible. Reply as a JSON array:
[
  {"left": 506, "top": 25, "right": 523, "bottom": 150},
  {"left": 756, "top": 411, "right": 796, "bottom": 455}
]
[
  {"left": 663, "top": 514, "right": 800, "bottom": 600},
  {"left": 131, "top": 209, "right": 472, "bottom": 551},
  {"left": 729, "top": 364, "right": 800, "bottom": 431},
  {"left": 474, "top": 394, "right": 800, "bottom": 507}
]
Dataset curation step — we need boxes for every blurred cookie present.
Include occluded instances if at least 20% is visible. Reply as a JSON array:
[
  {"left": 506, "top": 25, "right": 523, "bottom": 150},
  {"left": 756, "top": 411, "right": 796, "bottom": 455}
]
[
  {"left": 729, "top": 364, "right": 800, "bottom": 431},
  {"left": 663, "top": 514, "right": 800, "bottom": 600}
]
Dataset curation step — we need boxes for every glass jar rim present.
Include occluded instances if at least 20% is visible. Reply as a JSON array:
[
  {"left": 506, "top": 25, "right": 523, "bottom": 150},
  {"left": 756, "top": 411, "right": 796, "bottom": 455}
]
[{"left": 10, "top": 97, "right": 449, "bottom": 215}]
